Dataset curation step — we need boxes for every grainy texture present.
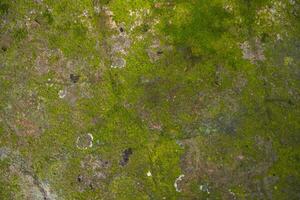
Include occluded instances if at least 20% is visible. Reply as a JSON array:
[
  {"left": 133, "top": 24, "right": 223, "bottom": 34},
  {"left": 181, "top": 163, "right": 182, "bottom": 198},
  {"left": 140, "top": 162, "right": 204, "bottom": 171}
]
[{"left": 0, "top": 0, "right": 299, "bottom": 199}]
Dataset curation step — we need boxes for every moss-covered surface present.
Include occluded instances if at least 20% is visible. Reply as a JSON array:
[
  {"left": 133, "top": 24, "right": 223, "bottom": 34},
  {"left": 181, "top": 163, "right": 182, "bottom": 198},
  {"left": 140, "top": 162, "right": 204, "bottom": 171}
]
[{"left": 0, "top": 0, "right": 299, "bottom": 199}]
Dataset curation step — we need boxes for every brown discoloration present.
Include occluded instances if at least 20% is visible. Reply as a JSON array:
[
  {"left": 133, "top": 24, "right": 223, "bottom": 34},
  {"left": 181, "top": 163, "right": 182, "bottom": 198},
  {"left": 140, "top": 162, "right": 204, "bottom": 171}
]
[
  {"left": 78, "top": 155, "right": 111, "bottom": 192},
  {"left": 149, "top": 121, "right": 163, "bottom": 131},
  {"left": 0, "top": 34, "right": 12, "bottom": 52},
  {"left": 2, "top": 89, "right": 48, "bottom": 137},
  {"left": 15, "top": 118, "right": 40, "bottom": 137},
  {"left": 100, "top": 6, "right": 131, "bottom": 68},
  {"left": 0, "top": 147, "right": 58, "bottom": 199},
  {"left": 35, "top": 50, "right": 50, "bottom": 75},
  {"left": 179, "top": 136, "right": 277, "bottom": 199},
  {"left": 154, "top": 2, "right": 174, "bottom": 9}
]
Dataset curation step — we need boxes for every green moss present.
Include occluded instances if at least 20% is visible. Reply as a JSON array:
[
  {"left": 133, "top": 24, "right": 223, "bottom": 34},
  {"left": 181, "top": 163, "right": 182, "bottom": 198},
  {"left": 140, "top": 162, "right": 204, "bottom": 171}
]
[
  {"left": 0, "top": 0, "right": 299, "bottom": 199},
  {"left": 0, "top": 2, "right": 9, "bottom": 16}
]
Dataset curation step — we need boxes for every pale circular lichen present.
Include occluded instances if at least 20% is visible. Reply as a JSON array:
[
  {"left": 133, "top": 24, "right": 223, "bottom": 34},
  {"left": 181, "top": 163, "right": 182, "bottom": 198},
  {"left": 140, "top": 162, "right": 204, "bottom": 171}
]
[
  {"left": 174, "top": 174, "right": 185, "bottom": 192},
  {"left": 58, "top": 89, "right": 67, "bottom": 99},
  {"left": 76, "top": 133, "right": 93, "bottom": 150}
]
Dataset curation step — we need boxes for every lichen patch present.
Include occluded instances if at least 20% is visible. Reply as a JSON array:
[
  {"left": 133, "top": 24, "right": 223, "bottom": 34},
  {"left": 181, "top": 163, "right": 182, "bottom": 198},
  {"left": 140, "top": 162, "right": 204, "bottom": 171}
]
[{"left": 76, "top": 133, "right": 94, "bottom": 150}]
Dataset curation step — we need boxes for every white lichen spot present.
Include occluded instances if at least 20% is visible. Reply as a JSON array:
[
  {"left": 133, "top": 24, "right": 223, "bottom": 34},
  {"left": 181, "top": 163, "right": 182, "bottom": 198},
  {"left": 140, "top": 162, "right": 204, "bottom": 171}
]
[
  {"left": 126, "top": 8, "right": 151, "bottom": 31},
  {"left": 199, "top": 183, "right": 210, "bottom": 194},
  {"left": 87, "top": 133, "right": 93, "bottom": 147},
  {"left": 94, "top": 6, "right": 101, "bottom": 14},
  {"left": 174, "top": 174, "right": 185, "bottom": 192},
  {"left": 58, "top": 89, "right": 67, "bottom": 99},
  {"left": 229, "top": 189, "right": 236, "bottom": 199},
  {"left": 223, "top": 4, "right": 233, "bottom": 13},
  {"left": 78, "top": 9, "right": 93, "bottom": 32},
  {"left": 276, "top": 33, "right": 282, "bottom": 41},
  {"left": 147, "top": 171, "right": 152, "bottom": 177},
  {"left": 82, "top": 10, "right": 89, "bottom": 17}
]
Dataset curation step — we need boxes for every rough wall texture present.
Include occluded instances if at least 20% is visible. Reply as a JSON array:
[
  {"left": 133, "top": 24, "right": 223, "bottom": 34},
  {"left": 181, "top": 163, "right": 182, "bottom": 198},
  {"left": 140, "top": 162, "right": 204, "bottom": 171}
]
[{"left": 0, "top": 0, "right": 299, "bottom": 199}]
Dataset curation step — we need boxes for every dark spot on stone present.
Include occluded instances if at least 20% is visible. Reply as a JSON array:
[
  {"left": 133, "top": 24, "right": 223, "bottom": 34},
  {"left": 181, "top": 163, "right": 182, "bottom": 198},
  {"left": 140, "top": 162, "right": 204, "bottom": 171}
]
[
  {"left": 0, "top": 34, "right": 12, "bottom": 52},
  {"left": 77, "top": 175, "right": 83, "bottom": 182},
  {"left": 119, "top": 27, "right": 124, "bottom": 32},
  {"left": 157, "top": 50, "right": 163, "bottom": 55},
  {"left": 89, "top": 183, "right": 94, "bottom": 190},
  {"left": 142, "top": 24, "right": 150, "bottom": 32},
  {"left": 214, "top": 80, "right": 220, "bottom": 86},
  {"left": 177, "top": 45, "right": 202, "bottom": 68},
  {"left": 120, "top": 148, "right": 133, "bottom": 166},
  {"left": 34, "top": 19, "right": 41, "bottom": 25},
  {"left": 1, "top": 46, "right": 7, "bottom": 51},
  {"left": 70, "top": 74, "right": 80, "bottom": 83}
]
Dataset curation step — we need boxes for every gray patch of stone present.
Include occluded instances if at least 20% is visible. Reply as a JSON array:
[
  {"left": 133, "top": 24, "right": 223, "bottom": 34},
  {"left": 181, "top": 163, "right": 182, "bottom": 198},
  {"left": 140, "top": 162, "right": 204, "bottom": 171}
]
[
  {"left": 101, "top": 7, "right": 131, "bottom": 69},
  {"left": 147, "top": 39, "right": 173, "bottom": 63},
  {"left": 0, "top": 147, "right": 59, "bottom": 200},
  {"left": 109, "top": 31, "right": 131, "bottom": 68},
  {"left": 0, "top": 34, "right": 12, "bottom": 52},
  {"left": 199, "top": 183, "right": 210, "bottom": 194},
  {"left": 111, "top": 57, "right": 126, "bottom": 68},
  {"left": 240, "top": 38, "right": 265, "bottom": 63},
  {"left": 2, "top": 88, "right": 49, "bottom": 137},
  {"left": 77, "top": 155, "right": 111, "bottom": 192}
]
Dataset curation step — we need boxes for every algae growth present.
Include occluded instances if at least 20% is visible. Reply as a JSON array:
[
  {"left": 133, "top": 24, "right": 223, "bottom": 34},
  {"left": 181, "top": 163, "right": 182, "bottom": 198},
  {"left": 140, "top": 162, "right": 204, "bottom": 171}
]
[{"left": 0, "top": 0, "right": 299, "bottom": 199}]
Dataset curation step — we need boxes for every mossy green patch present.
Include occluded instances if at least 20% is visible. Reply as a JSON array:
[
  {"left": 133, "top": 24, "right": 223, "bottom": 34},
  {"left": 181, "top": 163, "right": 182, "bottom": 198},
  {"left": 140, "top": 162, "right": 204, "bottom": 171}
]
[{"left": 0, "top": 0, "right": 299, "bottom": 199}]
